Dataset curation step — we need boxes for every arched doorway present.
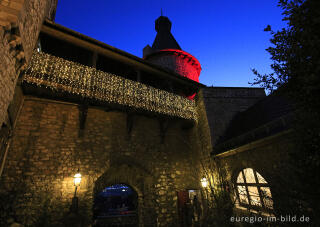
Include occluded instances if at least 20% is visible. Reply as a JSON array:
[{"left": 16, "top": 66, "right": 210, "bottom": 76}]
[{"left": 93, "top": 184, "right": 139, "bottom": 227}]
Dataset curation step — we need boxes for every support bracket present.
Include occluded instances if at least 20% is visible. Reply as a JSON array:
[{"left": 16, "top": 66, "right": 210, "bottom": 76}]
[
  {"left": 126, "top": 113, "right": 134, "bottom": 139},
  {"left": 159, "top": 118, "right": 170, "bottom": 144},
  {"left": 78, "top": 102, "right": 88, "bottom": 137}
]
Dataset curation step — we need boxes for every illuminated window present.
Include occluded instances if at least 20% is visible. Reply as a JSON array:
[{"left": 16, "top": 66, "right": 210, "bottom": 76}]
[{"left": 235, "top": 168, "right": 273, "bottom": 214}]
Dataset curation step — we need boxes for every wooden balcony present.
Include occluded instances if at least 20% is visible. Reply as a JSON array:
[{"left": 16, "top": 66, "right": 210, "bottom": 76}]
[{"left": 22, "top": 52, "right": 197, "bottom": 122}]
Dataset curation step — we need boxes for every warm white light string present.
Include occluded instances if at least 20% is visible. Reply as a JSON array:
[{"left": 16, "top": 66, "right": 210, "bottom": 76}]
[{"left": 23, "top": 52, "right": 197, "bottom": 121}]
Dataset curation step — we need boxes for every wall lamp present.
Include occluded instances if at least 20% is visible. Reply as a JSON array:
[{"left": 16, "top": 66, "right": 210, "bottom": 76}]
[
  {"left": 201, "top": 177, "right": 208, "bottom": 188},
  {"left": 71, "top": 170, "right": 82, "bottom": 213}
]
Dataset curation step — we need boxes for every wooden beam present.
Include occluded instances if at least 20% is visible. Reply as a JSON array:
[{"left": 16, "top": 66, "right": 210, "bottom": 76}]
[
  {"left": 78, "top": 102, "right": 88, "bottom": 137},
  {"left": 159, "top": 119, "right": 170, "bottom": 144},
  {"left": 126, "top": 113, "right": 134, "bottom": 139},
  {"left": 213, "top": 130, "right": 293, "bottom": 158},
  {"left": 91, "top": 51, "right": 98, "bottom": 68}
]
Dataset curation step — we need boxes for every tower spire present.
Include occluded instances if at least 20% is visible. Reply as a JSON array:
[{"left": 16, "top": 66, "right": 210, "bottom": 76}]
[
  {"left": 142, "top": 14, "right": 201, "bottom": 99},
  {"left": 152, "top": 15, "right": 181, "bottom": 50}
]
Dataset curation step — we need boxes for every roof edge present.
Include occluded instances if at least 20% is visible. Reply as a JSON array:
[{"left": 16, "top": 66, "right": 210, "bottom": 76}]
[{"left": 42, "top": 20, "right": 206, "bottom": 89}]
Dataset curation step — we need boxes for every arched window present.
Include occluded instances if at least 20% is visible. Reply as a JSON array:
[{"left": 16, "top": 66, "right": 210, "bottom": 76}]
[{"left": 235, "top": 168, "right": 273, "bottom": 214}]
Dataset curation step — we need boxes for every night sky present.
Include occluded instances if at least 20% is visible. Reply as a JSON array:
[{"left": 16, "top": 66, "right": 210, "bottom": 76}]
[{"left": 55, "top": 0, "right": 286, "bottom": 88}]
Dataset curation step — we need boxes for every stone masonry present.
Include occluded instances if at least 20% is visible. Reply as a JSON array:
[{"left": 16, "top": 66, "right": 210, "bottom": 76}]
[
  {"left": 215, "top": 130, "right": 296, "bottom": 216},
  {"left": 0, "top": 0, "right": 57, "bottom": 126},
  {"left": 1, "top": 89, "right": 212, "bottom": 226},
  {"left": 0, "top": 3, "right": 215, "bottom": 226},
  {"left": 203, "top": 87, "right": 266, "bottom": 145}
]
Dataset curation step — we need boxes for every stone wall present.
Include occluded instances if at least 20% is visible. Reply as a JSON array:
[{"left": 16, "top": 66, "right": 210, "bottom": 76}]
[
  {"left": 1, "top": 91, "right": 212, "bottom": 226},
  {"left": 0, "top": 0, "right": 56, "bottom": 126},
  {"left": 146, "top": 51, "right": 200, "bottom": 82},
  {"left": 215, "top": 130, "right": 296, "bottom": 216},
  {"left": 203, "top": 87, "right": 266, "bottom": 145},
  {"left": 0, "top": 23, "right": 17, "bottom": 126}
]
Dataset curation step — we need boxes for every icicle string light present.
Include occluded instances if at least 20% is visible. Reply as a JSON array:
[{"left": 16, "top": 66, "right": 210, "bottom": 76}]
[{"left": 23, "top": 52, "right": 198, "bottom": 121}]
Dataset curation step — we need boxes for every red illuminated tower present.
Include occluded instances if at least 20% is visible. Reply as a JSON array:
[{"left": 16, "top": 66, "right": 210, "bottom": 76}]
[{"left": 143, "top": 16, "right": 201, "bottom": 99}]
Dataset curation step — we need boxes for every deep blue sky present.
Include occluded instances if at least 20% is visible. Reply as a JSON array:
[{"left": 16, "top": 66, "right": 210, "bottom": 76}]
[{"left": 55, "top": 0, "right": 286, "bottom": 87}]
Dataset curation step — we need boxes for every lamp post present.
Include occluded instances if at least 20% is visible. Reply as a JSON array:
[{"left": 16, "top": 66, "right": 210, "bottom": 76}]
[
  {"left": 71, "top": 170, "right": 82, "bottom": 213},
  {"left": 200, "top": 177, "right": 209, "bottom": 219}
]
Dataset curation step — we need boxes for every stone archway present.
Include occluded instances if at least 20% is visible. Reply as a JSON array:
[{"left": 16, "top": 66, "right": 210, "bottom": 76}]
[
  {"left": 93, "top": 164, "right": 155, "bottom": 227},
  {"left": 93, "top": 183, "right": 139, "bottom": 226}
]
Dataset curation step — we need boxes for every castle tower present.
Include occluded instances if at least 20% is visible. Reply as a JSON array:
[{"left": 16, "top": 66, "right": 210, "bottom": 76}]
[{"left": 143, "top": 16, "right": 201, "bottom": 99}]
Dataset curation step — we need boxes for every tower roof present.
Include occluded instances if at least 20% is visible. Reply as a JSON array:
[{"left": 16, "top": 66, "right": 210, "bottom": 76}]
[{"left": 152, "top": 16, "right": 181, "bottom": 50}]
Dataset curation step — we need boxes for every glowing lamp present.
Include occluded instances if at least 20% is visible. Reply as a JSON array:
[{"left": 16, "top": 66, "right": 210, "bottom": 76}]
[
  {"left": 201, "top": 177, "right": 208, "bottom": 188},
  {"left": 74, "top": 172, "right": 82, "bottom": 187},
  {"left": 71, "top": 170, "right": 81, "bottom": 213}
]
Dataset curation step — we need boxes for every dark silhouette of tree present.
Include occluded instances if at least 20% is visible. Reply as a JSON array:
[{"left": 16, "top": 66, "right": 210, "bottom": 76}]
[
  {"left": 251, "top": 0, "right": 320, "bottom": 225},
  {"left": 251, "top": 0, "right": 320, "bottom": 99}
]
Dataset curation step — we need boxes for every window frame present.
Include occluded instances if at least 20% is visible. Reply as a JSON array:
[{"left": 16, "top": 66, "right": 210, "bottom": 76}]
[{"left": 235, "top": 168, "right": 274, "bottom": 214}]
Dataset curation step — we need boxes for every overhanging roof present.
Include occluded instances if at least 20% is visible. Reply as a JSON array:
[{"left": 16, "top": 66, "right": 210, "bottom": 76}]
[{"left": 42, "top": 20, "right": 205, "bottom": 90}]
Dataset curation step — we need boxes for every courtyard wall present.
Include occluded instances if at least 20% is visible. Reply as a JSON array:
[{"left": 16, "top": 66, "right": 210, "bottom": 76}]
[{"left": 1, "top": 90, "right": 212, "bottom": 226}]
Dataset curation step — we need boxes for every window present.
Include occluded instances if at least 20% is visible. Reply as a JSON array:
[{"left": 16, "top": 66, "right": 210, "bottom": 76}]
[{"left": 235, "top": 168, "right": 273, "bottom": 215}]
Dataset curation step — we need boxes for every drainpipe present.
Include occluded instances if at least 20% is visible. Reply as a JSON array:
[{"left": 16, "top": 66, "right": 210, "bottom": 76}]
[{"left": 0, "top": 96, "right": 24, "bottom": 179}]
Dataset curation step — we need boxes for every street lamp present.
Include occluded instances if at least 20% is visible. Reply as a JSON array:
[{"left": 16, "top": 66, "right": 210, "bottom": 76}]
[
  {"left": 201, "top": 177, "right": 208, "bottom": 188},
  {"left": 74, "top": 172, "right": 82, "bottom": 188},
  {"left": 71, "top": 170, "right": 82, "bottom": 213}
]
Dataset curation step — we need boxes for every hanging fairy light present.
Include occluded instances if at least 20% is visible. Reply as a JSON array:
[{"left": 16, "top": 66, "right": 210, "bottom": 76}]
[{"left": 23, "top": 52, "right": 198, "bottom": 121}]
